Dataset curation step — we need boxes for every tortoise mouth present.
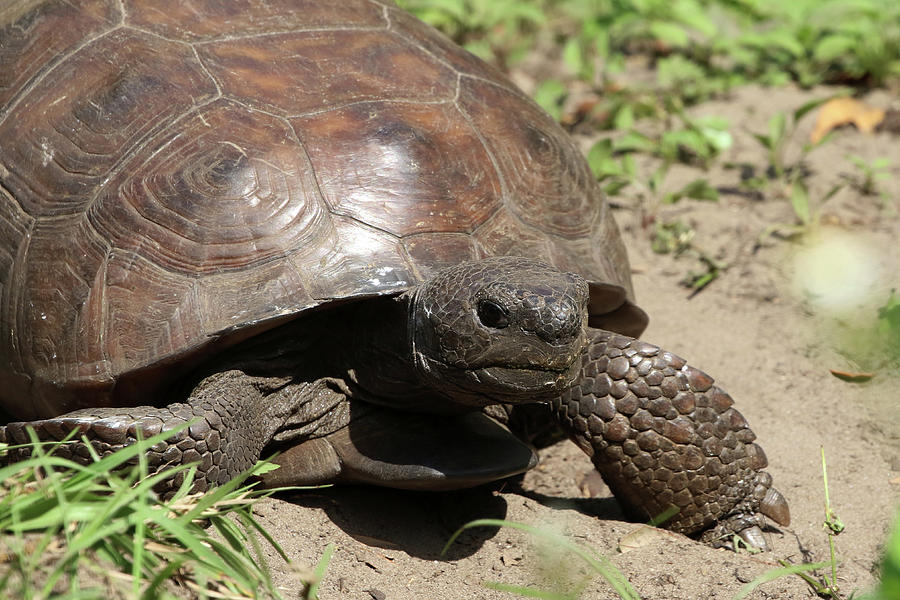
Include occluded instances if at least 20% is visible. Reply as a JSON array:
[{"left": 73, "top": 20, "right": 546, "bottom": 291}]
[
  {"left": 474, "top": 363, "right": 574, "bottom": 382},
  {"left": 416, "top": 352, "right": 581, "bottom": 406},
  {"left": 473, "top": 362, "right": 580, "bottom": 400}
]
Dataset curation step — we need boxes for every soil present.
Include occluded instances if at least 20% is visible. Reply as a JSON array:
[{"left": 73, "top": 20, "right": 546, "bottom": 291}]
[{"left": 252, "top": 82, "right": 900, "bottom": 599}]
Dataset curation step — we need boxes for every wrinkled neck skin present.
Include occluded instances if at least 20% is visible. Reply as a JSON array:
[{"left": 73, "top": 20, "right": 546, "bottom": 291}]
[
  {"left": 210, "top": 294, "right": 459, "bottom": 414},
  {"left": 336, "top": 294, "right": 473, "bottom": 414}
]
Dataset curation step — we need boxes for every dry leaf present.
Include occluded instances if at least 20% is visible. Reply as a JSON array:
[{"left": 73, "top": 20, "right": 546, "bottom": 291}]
[
  {"left": 618, "top": 525, "right": 674, "bottom": 552},
  {"left": 829, "top": 369, "right": 875, "bottom": 383},
  {"left": 811, "top": 98, "right": 886, "bottom": 143}
]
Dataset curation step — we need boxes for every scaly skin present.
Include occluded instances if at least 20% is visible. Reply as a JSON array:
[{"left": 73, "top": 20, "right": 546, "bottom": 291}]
[{"left": 553, "top": 330, "right": 790, "bottom": 547}]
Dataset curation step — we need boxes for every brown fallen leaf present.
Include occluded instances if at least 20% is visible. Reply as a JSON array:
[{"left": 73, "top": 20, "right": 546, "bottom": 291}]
[
  {"left": 811, "top": 97, "right": 886, "bottom": 144},
  {"left": 829, "top": 368, "right": 875, "bottom": 383},
  {"left": 618, "top": 525, "right": 678, "bottom": 552}
]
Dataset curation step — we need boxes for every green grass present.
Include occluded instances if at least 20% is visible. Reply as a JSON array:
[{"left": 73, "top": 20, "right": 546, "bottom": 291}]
[
  {"left": 0, "top": 427, "right": 303, "bottom": 600},
  {"left": 399, "top": 0, "right": 900, "bottom": 93}
]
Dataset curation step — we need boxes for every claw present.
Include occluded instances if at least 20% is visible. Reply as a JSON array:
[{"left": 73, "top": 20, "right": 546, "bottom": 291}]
[
  {"left": 760, "top": 487, "right": 791, "bottom": 526},
  {"left": 738, "top": 525, "right": 768, "bottom": 551}
]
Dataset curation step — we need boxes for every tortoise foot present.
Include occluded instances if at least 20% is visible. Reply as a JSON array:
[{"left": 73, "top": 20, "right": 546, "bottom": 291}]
[
  {"left": 696, "top": 472, "right": 790, "bottom": 549},
  {"left": 701, "top": 520, "right": 768, "bottom": 551}
]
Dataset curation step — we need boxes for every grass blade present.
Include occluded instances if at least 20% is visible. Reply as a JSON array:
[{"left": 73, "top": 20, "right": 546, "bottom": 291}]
[
  {"left": 733, "top": 561, "right": 830, "bottom": 600},
  {"left": 444, "top": 518, "right": 641, "bottom": 600}
]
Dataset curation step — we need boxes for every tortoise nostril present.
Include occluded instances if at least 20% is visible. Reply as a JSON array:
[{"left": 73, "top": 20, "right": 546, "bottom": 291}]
[
  {"left": 525, "top": 298, "right": 583, "bottom": 344},
  {"left": 555, "top": 301, "right": 583, "bottom": 340}
]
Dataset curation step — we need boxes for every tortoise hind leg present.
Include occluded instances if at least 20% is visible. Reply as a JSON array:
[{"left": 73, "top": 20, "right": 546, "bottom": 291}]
[{"left": 0, "top": 370, "right": 345, "bottom": 496}]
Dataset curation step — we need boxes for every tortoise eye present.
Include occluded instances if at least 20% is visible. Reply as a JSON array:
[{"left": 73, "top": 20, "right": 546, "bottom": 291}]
[{"left": 477, "top": 299, "right": 510, "bottom": 329}]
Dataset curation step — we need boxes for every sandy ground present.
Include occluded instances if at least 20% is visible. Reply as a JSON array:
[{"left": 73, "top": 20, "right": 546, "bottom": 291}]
[{"left": 253, "top": 84, "right": 900, "bottom": 599}]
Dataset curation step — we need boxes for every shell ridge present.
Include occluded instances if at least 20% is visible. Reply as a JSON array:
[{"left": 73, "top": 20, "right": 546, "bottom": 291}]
[{"left": 0, "top": 23, "right": 125, "bottom": 128}]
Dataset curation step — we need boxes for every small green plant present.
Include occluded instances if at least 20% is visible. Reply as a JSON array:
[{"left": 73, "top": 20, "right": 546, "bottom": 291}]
[
  {"left": 655, "top": 55, "right": 739, "bottom": 104},
  {"left": 751, "top": 99, "right": 845, "bottom": 239},
  {"left": 402, "top": 0, "right": 900, "bottom": 116},
  {"left": 587, "top": 132, "right": 724, "bottom": 294},
  {"left": 777, "top": 449, "right": 846, "bottom": 598},
  {"left": 606, "top": 103, "right": 732, "bottom": 168},
  {"left": 651, "top": 220, "right": 725, "bottom": 294},
  {"left": 733, "top": 562, "right": 831, "bottom": 600},
  {"left": 847, "top": 155, "right": 892, "bottom": 196},
  {"left": 751, "top": 98, "right": 833, "bottom": 184},
  {"left": 587, "top": 138, "right": 720, "bottom": 207},
  {"left": 554, "top": 0, "right": 718, "bottom": 86},
  {"left": 731, "top": 0, "right": 900, "bottom": 87},
  {"left": 533, "top": 78, "right": 570, "bottom": 122},
  {"left": 0, "top": 428, "right": 300, "bottom": 600},
  {"left": 395, "top": 0, "right": 545, "bottom": 66},
  {"left": 845, "top": 154, "right": 895, "bottom": 214},
  {"left": 819, "top": 447, "right": 846, "bottom": 597}
]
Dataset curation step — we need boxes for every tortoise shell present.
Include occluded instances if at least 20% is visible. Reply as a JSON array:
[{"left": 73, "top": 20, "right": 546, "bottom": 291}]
[{"left": 0, "top": 0, "right": 643, "bottom": 419}]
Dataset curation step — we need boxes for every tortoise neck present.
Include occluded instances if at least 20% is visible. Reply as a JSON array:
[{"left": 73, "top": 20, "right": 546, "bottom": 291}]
[{"left": 339, "top": 294, "right": 435, "bottom": 409}]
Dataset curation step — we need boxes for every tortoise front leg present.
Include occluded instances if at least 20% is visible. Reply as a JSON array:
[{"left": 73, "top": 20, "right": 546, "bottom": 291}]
[
  {"left": 553, "top": 329, "right": 790, "bottom": 549},
  {"left": 0, "top": 371, "right": 348, "bottom": 497}
]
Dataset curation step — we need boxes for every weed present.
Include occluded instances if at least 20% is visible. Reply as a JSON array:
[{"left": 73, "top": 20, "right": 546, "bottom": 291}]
[
  {"left": 781, "top": 449, "right": 846, "bottom": 598},
  {"left": 0, "top": 427, "right": 296, "bottom": 600},
  {"left": 749, "top": 98, "right": 845, "bottom": 239},
  {"left": 821, "top": 447, "right": 846, "bottom": 596},
  {"left": 587, "top": 135, "right": 721, "bottom": 209},
  {"left": 395, "top": 0, "right": 545, "bottom": 66},
  {"left": 402, "top": 0, "right": 900, "bottom": 107},
  {"left": 847, "top": 155, "right": 892, "bottom": 197},
  {"left": 845, "top": 155, "right": 896, "bottom": 214},
  {"left": 651, "top": 220, "right": 725, "bottom": 294},
  {"left": 751, "top": 98, "right": 833, "bottom": 184},
  {"left": 733, "top": 562, "right": 831, "bottom": 600}
]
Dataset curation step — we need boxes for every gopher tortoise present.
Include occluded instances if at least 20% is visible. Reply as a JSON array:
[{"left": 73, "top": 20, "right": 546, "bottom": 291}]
[{"left": 0, "top": 0, "right": 788, "bottom": 548}]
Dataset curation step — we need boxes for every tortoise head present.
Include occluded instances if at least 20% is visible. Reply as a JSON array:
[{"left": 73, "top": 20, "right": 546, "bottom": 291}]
[{"left": 409, "top": 257, "right": 589, "bottom": 406}]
